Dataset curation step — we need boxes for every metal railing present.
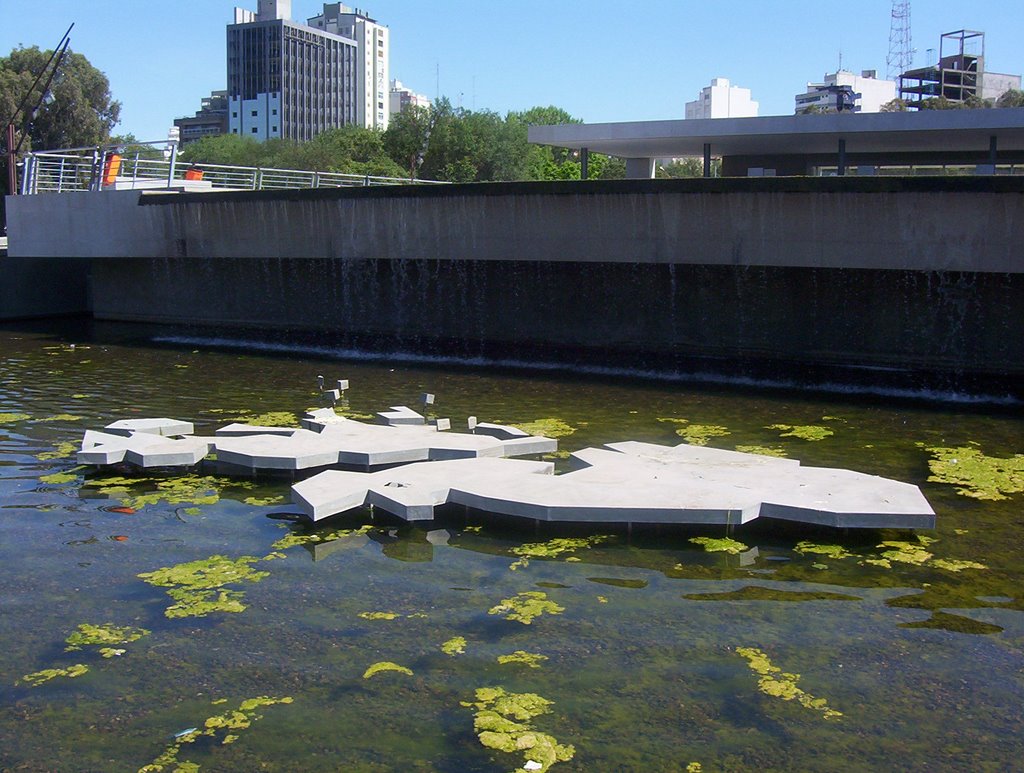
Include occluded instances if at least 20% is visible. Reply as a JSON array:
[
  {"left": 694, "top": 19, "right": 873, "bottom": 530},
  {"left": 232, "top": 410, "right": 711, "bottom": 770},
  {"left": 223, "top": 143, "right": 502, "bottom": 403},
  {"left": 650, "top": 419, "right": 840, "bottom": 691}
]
[{"left": 20, "top": 139, "right": 446, "bottom": 194}]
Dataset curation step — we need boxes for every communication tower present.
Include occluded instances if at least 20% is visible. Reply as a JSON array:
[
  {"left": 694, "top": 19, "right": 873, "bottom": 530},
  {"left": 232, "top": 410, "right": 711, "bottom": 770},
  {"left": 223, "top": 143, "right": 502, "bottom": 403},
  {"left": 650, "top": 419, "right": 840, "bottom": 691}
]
[{"left": 886, "top": 1, "right": 912, "bottom": 82}]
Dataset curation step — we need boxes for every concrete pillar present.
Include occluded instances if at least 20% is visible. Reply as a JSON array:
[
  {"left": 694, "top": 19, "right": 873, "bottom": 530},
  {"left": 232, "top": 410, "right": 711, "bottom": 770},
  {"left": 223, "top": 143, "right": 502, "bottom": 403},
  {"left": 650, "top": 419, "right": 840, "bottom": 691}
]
[
  {"left": 837, "top": 139, "right": 847, "bottom": 176},
  {"left": 989, "top": 135, "right": 998, "bottom": 165},
  {"left": 625, "top": 157, "right": 655, "bottom": 179},
  {"left": 703, "top": 143, "right": 712, "bottom": 178},
  {"left": 580, "top": 147, "right": 589, "bottom": 180}
]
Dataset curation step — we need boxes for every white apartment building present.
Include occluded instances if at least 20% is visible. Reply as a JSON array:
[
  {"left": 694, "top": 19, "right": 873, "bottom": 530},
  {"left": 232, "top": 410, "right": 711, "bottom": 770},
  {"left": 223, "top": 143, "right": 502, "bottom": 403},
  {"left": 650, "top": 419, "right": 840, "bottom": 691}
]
[
  {"left": 308, "top": 4, "right": 390, "bottom": 130},
  {"left": 389, "top": 79, "right": 431, "bottom": 115},
  {"left": 685, "top": 78, "right": 759, "bottom": 119},
  {"left": 795, "top": 70, "right": 897, "bottom": 114}
]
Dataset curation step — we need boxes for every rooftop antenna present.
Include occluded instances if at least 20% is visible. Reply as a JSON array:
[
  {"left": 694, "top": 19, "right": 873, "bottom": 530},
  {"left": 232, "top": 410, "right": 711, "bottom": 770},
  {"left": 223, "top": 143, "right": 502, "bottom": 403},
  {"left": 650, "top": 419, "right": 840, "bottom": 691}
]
[{"left": 886, "top": 1, "right": 912, "bottom": 81}]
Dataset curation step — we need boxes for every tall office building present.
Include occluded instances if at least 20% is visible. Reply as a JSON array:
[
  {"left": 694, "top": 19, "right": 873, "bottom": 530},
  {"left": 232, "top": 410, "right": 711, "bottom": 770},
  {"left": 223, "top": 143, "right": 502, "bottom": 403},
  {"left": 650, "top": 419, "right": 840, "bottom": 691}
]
[
  {"left": 685, "top": 78, "right": 759, "bottom": 119},
  {"left": 307, "top": 4, "right": 389, "bottom": 130},
  {"left": 226, "top": 1, "right": 387, "bottom": 142}
]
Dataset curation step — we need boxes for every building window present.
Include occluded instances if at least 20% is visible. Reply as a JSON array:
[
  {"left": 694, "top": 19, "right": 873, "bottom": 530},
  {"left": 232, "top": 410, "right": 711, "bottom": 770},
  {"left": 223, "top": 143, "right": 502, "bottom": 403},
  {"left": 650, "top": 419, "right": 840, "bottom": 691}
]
[
  {"left": 272, "top": 108, "right": 277, "bottom": 115},
  {"left": 232, "top": 111, "right": 238, "bottom": 118},
  {"left": 232, "top": 128, "right": 238, "bottom": 133},
  {"left": 251, "top": 110, "right": 258, "bottom": 117},
  {"left": 272, "top": 126, "right": 278, "bottom": 132},
  {"left": 251, "top": 127, "right": 258, "bottom": 133}
]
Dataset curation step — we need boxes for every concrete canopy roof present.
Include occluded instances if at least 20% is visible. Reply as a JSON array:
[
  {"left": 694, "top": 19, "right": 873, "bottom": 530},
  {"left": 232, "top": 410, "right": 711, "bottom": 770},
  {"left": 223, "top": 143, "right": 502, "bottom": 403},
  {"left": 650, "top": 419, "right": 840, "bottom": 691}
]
[{"left": 528, "top": 108, "right": 1024, "bottom": 159}]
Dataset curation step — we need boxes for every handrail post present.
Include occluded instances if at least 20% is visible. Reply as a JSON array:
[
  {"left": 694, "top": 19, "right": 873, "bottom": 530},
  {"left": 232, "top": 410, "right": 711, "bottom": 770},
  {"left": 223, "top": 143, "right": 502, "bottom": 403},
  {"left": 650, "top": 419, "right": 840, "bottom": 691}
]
[
  {"left": 90, "top": 147, "right": 101, "bottom": 192},
  {"left": 166, "top": 142, "right": 178, "bottom": 189}
]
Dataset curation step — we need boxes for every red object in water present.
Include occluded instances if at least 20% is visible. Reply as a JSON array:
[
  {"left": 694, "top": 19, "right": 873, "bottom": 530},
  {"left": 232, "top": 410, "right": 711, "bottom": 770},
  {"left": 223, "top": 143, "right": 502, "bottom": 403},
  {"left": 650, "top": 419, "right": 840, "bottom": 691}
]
[
  {"left": 110, "top": 507, "right": 135, "bottom": 514},
  {"left": 112, "top": 535, "right": 129, "bottom": 541}
]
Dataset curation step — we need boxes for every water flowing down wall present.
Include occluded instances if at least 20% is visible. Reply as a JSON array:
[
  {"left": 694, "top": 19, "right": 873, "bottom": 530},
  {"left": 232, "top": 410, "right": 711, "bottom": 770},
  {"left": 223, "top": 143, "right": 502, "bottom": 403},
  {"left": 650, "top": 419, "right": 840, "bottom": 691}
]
[{"left": 7, "top": 177, "right": 1024, "bottom": 392}]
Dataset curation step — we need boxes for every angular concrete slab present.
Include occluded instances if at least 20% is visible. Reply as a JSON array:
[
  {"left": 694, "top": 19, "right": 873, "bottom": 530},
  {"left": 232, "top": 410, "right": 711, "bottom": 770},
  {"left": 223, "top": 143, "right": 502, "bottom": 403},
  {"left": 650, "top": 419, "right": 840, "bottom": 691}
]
[
  {"left": 290, "top": 441, "right": 935, "bottom": 529},
  {"left": 377, "top": 405, "right": 425, "bottom": 426},
  {"left": 105, "top": 418, "right": 194, "bottom": 437}
]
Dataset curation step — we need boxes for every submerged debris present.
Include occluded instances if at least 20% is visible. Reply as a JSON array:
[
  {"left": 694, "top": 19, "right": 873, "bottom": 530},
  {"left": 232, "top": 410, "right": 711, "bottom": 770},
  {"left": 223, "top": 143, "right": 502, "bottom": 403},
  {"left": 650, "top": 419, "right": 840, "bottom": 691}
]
[
  {"left": 489, "top": 591, "right": 565, "bottom": 625},
  {"left": 462, "top": 687, "right": 575, "bottom": 773},
  {"left": 18, "top": 664, "right": 89, "bottom": 687},
  {"left": 137, "top": 555, "right": 270, "bottom": 619},
  {"left": 689, "top": 537, "right": 749, "bottom": 554},
  {"left": 658, "top": 418, "right": 731, "bottom": 446},
  {"left": 765, "top": 424, "right": 834, "bottom": 441},
  {"left": 735, "top": 647, "right": 842, "bottom": 719},
  {"left": 363, "top": 661, "right": 413, "bottom": 679},
  {"left": 920, "top": 443, "right": 1024, "bottom": 500}
]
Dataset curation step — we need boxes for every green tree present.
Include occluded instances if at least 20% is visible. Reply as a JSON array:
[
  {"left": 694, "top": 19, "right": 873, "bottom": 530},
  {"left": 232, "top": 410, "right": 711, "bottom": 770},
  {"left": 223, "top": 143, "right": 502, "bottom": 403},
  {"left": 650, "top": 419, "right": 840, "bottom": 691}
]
[
  {"left": 657, "top": 158, "right": 720, "bottom": 178},
  {"left": 879, "top": 98, "right": 910, "bottom": 112},
  {"left": 996, "top": 89, "right": 1024, "bottom": 108}
]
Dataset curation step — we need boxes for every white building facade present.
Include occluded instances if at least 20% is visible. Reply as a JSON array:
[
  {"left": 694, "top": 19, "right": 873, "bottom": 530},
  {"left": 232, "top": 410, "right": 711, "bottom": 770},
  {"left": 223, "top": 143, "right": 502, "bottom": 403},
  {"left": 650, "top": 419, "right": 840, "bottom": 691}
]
[
  {"left": 685, "top": 78, "right": 759, "bottom": 119},
  {"left": 795, "top": 70, "right": 897, "bottom": 114},
  {"left": 389, "top": 79, "right": 431, "bottom": 115}
]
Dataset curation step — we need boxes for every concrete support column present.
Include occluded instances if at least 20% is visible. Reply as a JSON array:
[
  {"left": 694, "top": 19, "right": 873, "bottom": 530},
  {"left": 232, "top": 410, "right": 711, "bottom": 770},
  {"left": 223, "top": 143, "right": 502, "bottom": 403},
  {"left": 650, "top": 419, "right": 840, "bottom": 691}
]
[
  {"left": 625, "top": 157, "right": 655, "bottom": 179},
  {"left": 838, "top": 139, "right": 847, "bottom": 176},
  {"left": 580, "top": 147, "right": 589, "bottom": 180},
  {"left": 990, "top": 135, "right": 998, "bottom": 165},
  {"left": 703, "top": 143, "right": 712, "bottom": 178}
]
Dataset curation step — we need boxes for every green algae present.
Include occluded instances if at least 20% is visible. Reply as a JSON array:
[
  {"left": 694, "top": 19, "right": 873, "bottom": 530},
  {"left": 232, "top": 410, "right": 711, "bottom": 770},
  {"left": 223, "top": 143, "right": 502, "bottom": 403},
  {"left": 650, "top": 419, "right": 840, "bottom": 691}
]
[
  {"left": 766, "top": 424, "right": 834, "bottom": 441},
  {"left": 735, "top": 647, "right": 842, "bottom": 720},
  {"left": 794, "top": 541, "right": 855, "bottom": 560},
  {"left": 243, "top": 494, "right": 286, "bottom": 506},
  {"left": 229, "top": 411, "right": 301, "bottom": 427},
  {"left": 270, "top": 524, "right": 371, "bottom": 551},
  {"left": 0, "top": 412, "right": 30, "bottom": 424},
  {"left": 39, "top": 471, "right": 80, "bottom": 485},
  {"left": 99, "top": 648, "right": 126, "bottom": 658},
  {"left": 930, "top": 558, "right": 988, "bottom": 572},
  {"left": 441, "top": 636, "right": 467, "bottom": 656},
  {"left": 139, "top": 696, "right": 293, "bottom": 772},
  {"left": 734, "top": 444, "right": 789, "bottom": 458},
  {"left": 87, "top": 474, "right": 255, "bottom": 511},
  {"left": 919, "top": 443, "right": 1024, "bottom": 500},
  {"left": 36, "top": 414, "right": 84, "bottom": 422},
  {"left": 358, "top": 611, "right": 399, "bottom": 620},
  {"left": 542, "top": 449, "right": 572, "bottom": 460},
  {"left": 509, "top": 418, "right": 576, "bottom": 438},
  {"left": 658, "top": 418, "right": 731, "bottom": 446},
  {"left": 497, "top": 650, "right": 548, "bottom": 668},
  {"left": 690, "top": 536, "right": 749, "bottom": 554},
  {"left": 18, "top": 663, "right": 89, "bottom": 687},
  {"left": 875, "top": 540, "right": 933, "bottom": 566},
  {"left": 137, "top": 555, "right": 270, "bottom": 619},
  {"left": 363, "top": 661, "right": 413, "bottom": 679},
  {"left": 510, "top": 535, "right": 613, "bottom": 570},
  {"left": 489, "top": 591, "right": 565, "bottom": 624},
  {"left": 64, "top": 622, "right": 150, "bottom": 651},
  {"left": 683, "top": 586, "right": 861, "bottom": 602},
  {"left": 899, "top": 611, "right": 1004, "bottom": 635},
  {"left": 462, "top": 687, "right": 575, "bottom": 772},
  {"left": 37, "top": 441, "right": 78, "bottom": 461},
  {"left": 597, "top": 595, "right": 608, "bottom": 603}
]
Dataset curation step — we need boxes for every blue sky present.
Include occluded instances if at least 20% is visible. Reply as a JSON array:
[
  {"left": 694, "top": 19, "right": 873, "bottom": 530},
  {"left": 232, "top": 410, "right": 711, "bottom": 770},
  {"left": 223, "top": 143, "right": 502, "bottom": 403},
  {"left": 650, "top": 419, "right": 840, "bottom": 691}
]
[{"left": 2, "top": 0, "right": 1022, "bottom": 141}]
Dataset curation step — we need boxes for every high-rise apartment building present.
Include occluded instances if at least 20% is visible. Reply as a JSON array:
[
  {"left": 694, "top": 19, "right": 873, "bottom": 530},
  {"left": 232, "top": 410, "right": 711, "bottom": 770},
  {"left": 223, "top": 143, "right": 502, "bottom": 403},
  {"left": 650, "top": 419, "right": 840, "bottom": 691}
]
[
  {"left": 307, "top": 4, "right": 389, "bottom": 130},
  {"left": 389, "top": 79, "right": 431, "bottom": 115},
  {"left": 794, "top": 70, "right": 897, "bottom": 114},
  {"left": 226, "top": 1, "right": 387, "bottom": 142},
  {"left": 685, "top": 78, "right": 759, "bottom": 120}
]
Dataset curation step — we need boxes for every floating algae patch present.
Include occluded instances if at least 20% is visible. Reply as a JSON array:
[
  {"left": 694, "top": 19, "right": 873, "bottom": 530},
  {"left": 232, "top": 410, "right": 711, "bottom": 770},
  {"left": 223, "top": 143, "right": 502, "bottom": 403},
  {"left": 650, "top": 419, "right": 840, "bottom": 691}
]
[
  {"left": 510, "top": 535, "right": 613, "bottom": 570},
  {"left": 794, "top": 541, "right": 855, "bottom": 560},
  {"left": 39, "top": 471, "right": 81, "bottom": 485},
  {"left": 243, "top": 494, "right": 287, "bottom": 506},
  {"left": 930, "top": 558, "right": 988, "bottom": 572},
  {"left": 35, "top": 414, "right": 84, "bottom": 422},
  {"left": 462, "top": 687, "right": 575, "bottom": 773},
  {"left": 64, "top": 622, "right": 150, "bottom": 651},
  {"left": 734, "top": 444, "right": 789, "bottom": 458},
  {"left": 683, "top": 586, "right": 861, "bottom": 602},
  {"left": 489, "top": 591, "right": 565, "bottom": 625},
  {"left": 363, "top": 661, "right": 413, "bottom": 679},
  {"left": 542, "top": 449, "right": 572, "bottom": 460},
  {"left": 861, "top": 537, "right": 987, "bottom": 572},
  {"left": 86, "top": 474, "right": 254, "bottom": 511},
  {"left": 509, "top": 418, "right": 576, "bottom": 438},
  {"left": 37, "top": 441, "right": 78, "bottom": 461},
  {"left": 919, "top": 443, "right": 1024, "bottom": 501},
  {"left": 139, "top": 695, "right": 293, "bottom": 772},
  {"left": 0, "top": 412, "right": 31, "bottom": 424},
  {"left": 441, "top": 636, "right": 467, "bottom": 656},
  {"left": 766, "top": 424, "right": 834, "bottom": 441},
  {"left": 874, "top": 540, "right": 933, "bottom": 566},
  {"left": 137, "top": 555, "right": 270, "bottom": 619},
  {"left": 270, "top": 524, "right": 371, "bottom": 551},
  {"left": 690, "top": 537, "right": 749, "bottom": 554},
  {"left": 899, "top": 611, "right": 1004, "bottom": 635},
  {"left": 99, "top": 648, "right": 126, "bottom": 658},
  {"left": 497, "top": 650, "right": 548, "bottom": 669},
  {"left": 735, "top": 647, "right": 842, "bottom": 720},
  {"left": 658, "top": 418, "right": 730, "bottom": 446},
  {"left": 231, "top": 411, "right": 301, "bottom": 427},
  {"left": 358, "top": 611, "right": 399, "bottom": 620},
  {"left": 18, "top": 663, "right": 89, "bottom": 687}
]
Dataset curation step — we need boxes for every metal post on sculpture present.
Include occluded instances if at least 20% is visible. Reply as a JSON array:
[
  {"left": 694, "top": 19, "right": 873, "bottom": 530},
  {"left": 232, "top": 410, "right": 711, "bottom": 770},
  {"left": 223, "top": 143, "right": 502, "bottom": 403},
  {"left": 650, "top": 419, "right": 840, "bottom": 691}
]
[
  {"left": 703, "top": 143, "right": 712, "bottom": 178},
  {"left": 838, "top": 139, "right": 847, "bottom": 176},
  {"left": 580, "top": 147, "right": 589, "bottom": 180},
  {"left": 166, "top": 141, "right": 178, "bottom": 189},
  {"left": 5, "top": 123, "right": 15, "bottom": 196}
]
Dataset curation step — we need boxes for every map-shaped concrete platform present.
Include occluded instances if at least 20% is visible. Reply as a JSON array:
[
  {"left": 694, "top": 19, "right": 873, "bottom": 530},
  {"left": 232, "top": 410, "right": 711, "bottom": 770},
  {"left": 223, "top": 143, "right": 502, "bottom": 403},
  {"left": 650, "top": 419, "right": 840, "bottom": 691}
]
[{"left": 291, "top": 441, "right": 935, "bottom": 529}]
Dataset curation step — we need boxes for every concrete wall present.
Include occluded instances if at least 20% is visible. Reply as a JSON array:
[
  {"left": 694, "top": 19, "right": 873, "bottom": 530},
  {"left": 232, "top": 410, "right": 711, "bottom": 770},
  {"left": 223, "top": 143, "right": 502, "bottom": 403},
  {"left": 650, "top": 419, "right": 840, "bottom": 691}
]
[
  {"left": 6, "top": 178, "right": 1024, "bottom": 384},
  {"left": 0, "top": 254, "right": 91, "bottom": 319}
]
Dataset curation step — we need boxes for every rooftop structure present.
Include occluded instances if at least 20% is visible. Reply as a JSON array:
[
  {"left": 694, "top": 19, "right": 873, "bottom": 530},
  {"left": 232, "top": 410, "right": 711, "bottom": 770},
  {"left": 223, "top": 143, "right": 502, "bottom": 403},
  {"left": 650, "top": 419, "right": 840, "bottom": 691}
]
[
  {"left": 795, "top": 70, "right": 897, "bottom": 114},
  {"left": 529, "top": 108, "right": 1024, "bottom": 177},
  {"left": 899, "top": 30, "right": 1021, "bottom": 108},
  {"left": 685, "top": 78, "right": 758, "bottom": 120}
]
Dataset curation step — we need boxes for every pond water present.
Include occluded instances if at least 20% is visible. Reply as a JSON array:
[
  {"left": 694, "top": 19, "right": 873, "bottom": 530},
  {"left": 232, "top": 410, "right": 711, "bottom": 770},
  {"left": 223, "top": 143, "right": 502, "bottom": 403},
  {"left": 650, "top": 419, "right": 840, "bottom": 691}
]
[{"left": 1, "top": 321, "right": 1022, "bottom": 772}]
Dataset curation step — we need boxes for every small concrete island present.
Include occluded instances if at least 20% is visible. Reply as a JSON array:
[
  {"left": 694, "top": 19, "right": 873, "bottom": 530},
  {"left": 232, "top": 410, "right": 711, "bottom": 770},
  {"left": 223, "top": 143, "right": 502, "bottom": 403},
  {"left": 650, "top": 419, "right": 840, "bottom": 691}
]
[{"left": 2, "top": 1, "right": 1023, "bottom": 772}]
